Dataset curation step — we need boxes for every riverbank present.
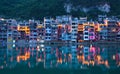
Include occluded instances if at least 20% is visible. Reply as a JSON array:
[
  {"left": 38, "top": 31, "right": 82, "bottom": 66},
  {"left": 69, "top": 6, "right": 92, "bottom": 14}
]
[
  {"left": 43, "top": 41, "right": 120, "bottom": 45},
  {"left": 3, "top": 41, "right": 120, "bottom": 44},
  {"left": 0, "top": 40, "right": 120, "bottom": 47}
]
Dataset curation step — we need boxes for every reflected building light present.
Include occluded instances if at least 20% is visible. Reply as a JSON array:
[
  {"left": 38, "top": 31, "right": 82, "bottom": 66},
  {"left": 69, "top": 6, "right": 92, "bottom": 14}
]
[
  {"left": 13, "top": 40, "right": 15, "bottom": 43},
  {"left": 80, "top": 51, "right": 82, "bottom": 53},
  {"left": 37, "top": 58, "right": 42, "bottom": 62},
  {"left": 42, "top": 48, "right": 44, "bottom": 51},
  {"left": 97, "top": 55, "right": 101, "bottom": 61},
  {"left": 112, "top": 55, "right": 116, "bottom": 60},
  {"left": 77, "top": 55, "right": 84, "bottom": 62},
  {"left": 4, "top": 61, "right": 6, "bottom": 64},
  {"left": 117, "top": 62, "right": 120, "bottom": 67},
  {"left": 68, "top": 54, "right": 72, "bottom": 58},
  {"left": 38, "top": 48, "right": 40, "bottom": 51},
  {"left": 82, "top": 60, "right": 89, "bottom": 66},
  {"left": 28, "top": 62, "right": 31, "bottom": 68},
  {"left": 17, "top": 52, "right": 30, "bottom": 62},
  {"left": 40, "top": 44, "right": 44, "bottom": 47},
  {"left": 90, "top": 60, "right": 95, "bottom": 66},
  {"left": 17, "top": 56, "right": 20, "bottom": 62},
  {"left": 64, "top": 59, "right": 66, "bottom": 62},
  {"left": 78, "top": 45, "right": 83, "bottom": 48},
  {"left": 105, "top": 60, "right": 109, "bottom": 68},
  {"left": 57, "top": 58, "right": 62, "bottom": 64},
  {"left": 13, "top": 44, "right": 15, "bottom": 47},
  {"left": 40, "top": 40, "right": 44, "bottom": 43},
  {"left": 96, "top": 55, "right": 102, "bottom": 64},
  {"left": 90, "top": 46, "right": 96, "bottom": 53},
  {"left": 117, "top": 22, "right": 120, "bottom": 26},
  {"left": 16, "top": 47, "right": 18, "bottom": 50},
  {"left": 62, "top": 50, "right": 63, "bottom": 53},
  {"left": 0, "top": 66, "right": 4, "bottom": 69},
  {"left": 10, "top": 57, "right": 13, "bottom": 62},
  {"left": 32, "top": 47, "right": 34, "bottom": 50},
  {"left": 90, "top": 44, "right": 92, "bottom": 48}
]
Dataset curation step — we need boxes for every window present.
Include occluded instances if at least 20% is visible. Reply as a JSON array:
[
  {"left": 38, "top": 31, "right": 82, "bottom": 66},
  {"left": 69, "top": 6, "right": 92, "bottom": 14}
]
[
  {"left": 85, "top": 36, "right": 88, "bottom": 39},
  {"left": 85, "top": 53, "right": 88, "bottom": 55},
  {"left": 72, "top": 26, "right": 75, "bottom": 28},
  {"left": 90, "top": 33, "right": 93, "bottom": 36},
  {"left": 85, "top": 32, "right": 88, "bottom": 35},
  {"left": 85, "top": 28, "right": 88, "bottom": 31},
  {"left": 46, "top": 34, "right": 48, "bottom": 36}
]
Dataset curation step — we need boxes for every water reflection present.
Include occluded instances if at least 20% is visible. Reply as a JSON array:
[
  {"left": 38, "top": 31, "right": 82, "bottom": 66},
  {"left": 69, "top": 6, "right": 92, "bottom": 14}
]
[{"left": 0, "top": 44, "right": 120, "bottom": 70}]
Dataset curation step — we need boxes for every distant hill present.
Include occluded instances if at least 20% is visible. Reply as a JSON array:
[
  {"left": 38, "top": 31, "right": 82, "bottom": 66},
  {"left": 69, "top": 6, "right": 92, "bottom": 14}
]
[{"left": 0, "top": 0, "right": 120, "bottom": 19}]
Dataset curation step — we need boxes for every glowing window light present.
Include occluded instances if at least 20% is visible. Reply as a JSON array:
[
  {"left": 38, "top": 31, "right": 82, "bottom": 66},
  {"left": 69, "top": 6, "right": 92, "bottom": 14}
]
[
  {"left": 112, "top": 28, "right": 116, "bottom": 32},
  {"left": 118, "top": 22, "right": 120, "bottom": 26},
  {"left": 104, "top": 20, "right": 108, "bottom": 26},
  {"left": 37, "top": 25, "right": 43, "bottom": 28},
  {"left": 37, "top": 39, "right": 40, "bottom": 41},
  {"left": 17, "top": 26, "right": 30, "bottom": 35},
  {"left": 58, "top": 24, "right": 62, "bottom": 28},
  {"left": 0, "top": 18, "right": 5, "bottom": 21},
  {"left": 37, "top": 46, "right": 40, "bottom": 49}
]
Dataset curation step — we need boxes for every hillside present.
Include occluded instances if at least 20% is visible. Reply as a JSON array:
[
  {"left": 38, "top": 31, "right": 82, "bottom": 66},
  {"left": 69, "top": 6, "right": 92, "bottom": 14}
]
[{"left": 0, "top": 0, "right": 120, "bottom": 19}]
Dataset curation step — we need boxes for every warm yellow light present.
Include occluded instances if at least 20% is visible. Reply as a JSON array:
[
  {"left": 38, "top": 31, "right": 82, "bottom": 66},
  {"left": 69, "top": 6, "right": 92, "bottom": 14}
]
[
  {"left": 90, "top": 60, "right": 95, "bottom": 66},
  {"left": 17, "top": 26, "right": 30, "bottom": 35},
  {"left": 105, "top": 60, "right": 109, "bottom": 68},
  {"left": 37, "top": 25, "right": 43, "bottom": 28},
  {"left": 17, "top": 52, "right": 30, "bottom": 62},
  {"left": 97, "top": 55, "right": 101, "bottom": 61},
  {"left": 78, "top": 24, "right": 84, "bottom": 31},
  {"left": 57, "top": 58, "right": 62, "bottom": 63},
  {"left": 82, "top": 61, "right": 89, "bottom": 65},
  {"left": 58, "top": 24, "right": 62, "bottom": 27},
  {"left": 104, "top": 20, "right": 108, "bottom": 26}
]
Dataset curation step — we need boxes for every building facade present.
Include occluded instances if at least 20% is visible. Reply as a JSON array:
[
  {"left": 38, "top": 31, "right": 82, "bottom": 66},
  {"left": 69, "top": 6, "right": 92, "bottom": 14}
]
[{"left": 71, "top": 18, "right": 78, "bottom": 42}]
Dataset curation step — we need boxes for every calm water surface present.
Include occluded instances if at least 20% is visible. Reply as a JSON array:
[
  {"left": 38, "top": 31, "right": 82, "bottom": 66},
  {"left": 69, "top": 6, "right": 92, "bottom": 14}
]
[{"left": 0, "top": 44, "right": 120, "bottom": 74}]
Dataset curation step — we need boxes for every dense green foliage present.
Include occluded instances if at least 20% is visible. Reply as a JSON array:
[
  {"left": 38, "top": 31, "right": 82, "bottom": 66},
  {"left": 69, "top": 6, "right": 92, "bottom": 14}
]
[{"left": 0, "top": 0, "right": 120, "bottom": 19}]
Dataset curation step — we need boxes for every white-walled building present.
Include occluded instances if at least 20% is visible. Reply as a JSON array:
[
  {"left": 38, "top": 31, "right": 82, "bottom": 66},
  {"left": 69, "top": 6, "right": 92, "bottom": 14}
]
[
  {"left": 44, "top": 17, "right": 52, "bottom": 41},
  {"left": 51, "top": 20, "right": 58, "bottom": 40},
  {"left": 83, "top": 23, "right": 89, "bottom": 41},
  {"left": 71, "top": 18, "right": 78, "bottom": 42}
]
